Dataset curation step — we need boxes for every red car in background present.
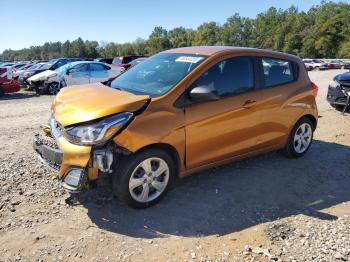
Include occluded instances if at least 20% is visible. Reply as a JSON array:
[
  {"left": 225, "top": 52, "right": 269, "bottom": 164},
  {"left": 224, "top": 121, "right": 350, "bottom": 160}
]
[
  {"left": 0, "top": 67, "right": 20, "bottom": 96},
  {"left": 112, "top": 55, "right": 146, "bottom": 70}
]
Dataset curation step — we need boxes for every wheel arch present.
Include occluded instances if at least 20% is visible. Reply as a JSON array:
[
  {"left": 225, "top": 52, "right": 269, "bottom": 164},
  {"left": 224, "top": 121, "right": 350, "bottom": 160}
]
[
  {"left": 134, "top": 143, "right": 181, "bottom": 177},
  {"left": 302, "top": 114, "right": 317, "bottom": 130}
]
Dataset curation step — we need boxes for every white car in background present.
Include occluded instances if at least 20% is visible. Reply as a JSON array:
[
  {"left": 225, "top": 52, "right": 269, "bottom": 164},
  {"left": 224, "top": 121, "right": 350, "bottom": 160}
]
[
  {"left": 28, "top": 61, "right": 122, "bottom": 95},
  {"left": 302, "top": 59, "right": 328, "bottom": 71}
]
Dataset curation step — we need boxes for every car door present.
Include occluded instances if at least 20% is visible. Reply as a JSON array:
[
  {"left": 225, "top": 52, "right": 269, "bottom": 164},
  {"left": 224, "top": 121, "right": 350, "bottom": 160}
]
[
  {"left": 89, "top": 63, "right": 110, "bottom": 83},
  {"left": 257, "top": 57, "right": 303, "bottom": 148},
  {"left": 185, "top": 56, "right": 264, "bottom": 169},
  {"left": 65, "top": 63, "right": 90, "bottom": 85}
]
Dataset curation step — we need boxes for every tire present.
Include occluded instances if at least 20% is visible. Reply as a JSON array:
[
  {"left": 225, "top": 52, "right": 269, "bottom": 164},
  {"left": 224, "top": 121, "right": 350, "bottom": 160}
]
[
  {"left": 112, "top": 148, "right": 175, "bottom": 209},
  {"left": 47, "top": 82, "right": 60, "bottom": 95},
  {"left": 315, "top": 66, "right": 320, "bottom": 71},
  {"left": 283, "top": 117, "right": 314, "bottom": 158},
  {"left": 0, "top": 86, "right": 4, "bottom": 97},
  {"left": 35, "top": 87, "right": 46, "bottom": 95}
]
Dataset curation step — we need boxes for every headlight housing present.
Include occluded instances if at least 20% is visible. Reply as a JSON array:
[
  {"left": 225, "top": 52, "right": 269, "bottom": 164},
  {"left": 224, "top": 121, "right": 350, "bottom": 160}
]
[
  {"left": 329, "top": 80, "right": 341, "bottom": 89},
  {"left": 63, "top": 112, "right": 133, "bottom": 146}
]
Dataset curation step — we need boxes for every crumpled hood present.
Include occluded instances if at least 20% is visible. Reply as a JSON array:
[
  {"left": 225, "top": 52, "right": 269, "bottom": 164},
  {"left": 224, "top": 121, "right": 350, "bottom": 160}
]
[
  {"left": 52, "top": 83, "right": 149, "bottom": 127},
  {"left": 28, "top": 70, "right": 56, "bottom": 82}
]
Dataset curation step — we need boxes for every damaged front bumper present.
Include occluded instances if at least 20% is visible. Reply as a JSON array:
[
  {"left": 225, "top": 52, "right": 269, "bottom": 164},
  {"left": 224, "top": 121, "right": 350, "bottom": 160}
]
[
  {"left": 327, "top": 85, "right": 350, "bottom": 106},
  {"left": 33, "top": 117, "right": 115, "bottom": 193}
]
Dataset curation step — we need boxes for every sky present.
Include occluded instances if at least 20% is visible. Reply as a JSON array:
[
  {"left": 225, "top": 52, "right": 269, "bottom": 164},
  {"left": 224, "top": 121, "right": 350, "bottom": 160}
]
[{"left": 0, "top": 0, "right": 336, "bottom": 53}]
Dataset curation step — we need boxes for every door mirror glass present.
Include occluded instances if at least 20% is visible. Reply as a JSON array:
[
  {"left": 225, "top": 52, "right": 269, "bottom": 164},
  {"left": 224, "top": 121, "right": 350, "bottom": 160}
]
[{"left": 189, "top": 85, "right": 219, "bottom": 102}]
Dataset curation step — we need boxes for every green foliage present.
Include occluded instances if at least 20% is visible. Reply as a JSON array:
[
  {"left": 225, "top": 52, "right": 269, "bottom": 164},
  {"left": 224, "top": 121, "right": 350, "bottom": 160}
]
[
  {"left": 220, "top": 14, "right": 252, "bottom": 46},
  {"left": 1, "top": 1, "right": 350, "bottom": 60},
  {"left": 147, "top": 26, "right": 171, "bottom": 54},
  {"left": 193, "top": 22, "right": 220, "bottom": 46}
]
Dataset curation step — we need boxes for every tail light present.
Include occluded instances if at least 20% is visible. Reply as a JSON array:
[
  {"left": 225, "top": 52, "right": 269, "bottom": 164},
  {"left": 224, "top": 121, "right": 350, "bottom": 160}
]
[{"left": 310, "top": 81, "right": 318, "bottom": 97}]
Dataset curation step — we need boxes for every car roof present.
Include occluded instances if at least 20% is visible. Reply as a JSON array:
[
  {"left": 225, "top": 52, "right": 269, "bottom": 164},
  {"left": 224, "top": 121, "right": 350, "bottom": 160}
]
[
  {"left": 163, "top": 46, "right": 299, "bottom": 59},
  {"left": 68, "top": 61, "right": 107, "bottom": 66}
]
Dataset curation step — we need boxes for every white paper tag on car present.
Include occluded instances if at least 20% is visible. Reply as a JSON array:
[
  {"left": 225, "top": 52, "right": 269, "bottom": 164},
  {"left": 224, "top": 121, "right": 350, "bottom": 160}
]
[
  {"left": 176, "top": 56, "right": 205, "bottom": 63},
  {"left": 6, "top": 67, "right": 12, "bottom": 80}
]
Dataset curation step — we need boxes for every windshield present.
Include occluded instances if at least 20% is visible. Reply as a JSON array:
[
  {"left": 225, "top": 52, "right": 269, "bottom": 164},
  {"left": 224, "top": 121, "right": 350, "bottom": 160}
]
[
  {"left": 110, "top": 53, "right": 207, "bottom": 96},
  {"left": 40, "top": 62, "right": 53, "bottom": 70},
  {"left": 27, "top": 63, "right": 41, "bottom": 70},
  {"left": 56, "top": 63, "right": 73, "bottom": 75}
]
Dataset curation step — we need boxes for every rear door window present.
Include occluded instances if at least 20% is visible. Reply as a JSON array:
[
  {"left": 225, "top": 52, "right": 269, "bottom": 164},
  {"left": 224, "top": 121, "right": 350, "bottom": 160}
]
[
  {"left": 113, "top": 57, "right": 122, "bottom": 64},
  {"left": 123, "top": 57, "right": 134, "bottom": 64},
  {"left": 70, "top": 63, "right": 89, "bottom": 73},
  {"left": 90, "top": 63, "right": 107, "bottom": 71},
  {"left": 261, "top": 58, "right": 295, "bottom": 87}
]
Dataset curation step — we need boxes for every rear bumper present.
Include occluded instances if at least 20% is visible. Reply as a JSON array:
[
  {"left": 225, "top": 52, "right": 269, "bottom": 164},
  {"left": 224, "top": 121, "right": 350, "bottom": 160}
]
[{"left": 2, "top": 80, "right": 20, "bottom": 94}]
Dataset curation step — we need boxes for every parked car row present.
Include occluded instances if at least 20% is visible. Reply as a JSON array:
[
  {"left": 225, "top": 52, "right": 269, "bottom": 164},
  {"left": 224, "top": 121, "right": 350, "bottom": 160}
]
[
  {"left": 303, "top": 59, "right": 350, "bottom": 71},
  {"left": 29, "top": 61, "right": 122, "bottom": 95},
  {"left": 0, "top": 55, "right": 148, "bottom": 96}
]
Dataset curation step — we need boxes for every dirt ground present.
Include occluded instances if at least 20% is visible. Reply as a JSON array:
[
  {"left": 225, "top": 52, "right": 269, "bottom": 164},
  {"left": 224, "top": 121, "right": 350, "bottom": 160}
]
[{"left": 0, "top": 70, "right": 349, "bottom": 262}]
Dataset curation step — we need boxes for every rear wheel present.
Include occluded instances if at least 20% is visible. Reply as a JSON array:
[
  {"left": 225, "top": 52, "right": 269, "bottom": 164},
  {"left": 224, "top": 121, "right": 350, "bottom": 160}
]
[
  {"left": 0, "top": 86, "right": 4, "bottom": 96},
  {"left": 112, "top": 148, "right": 175, "bottom": 208},
  {"left": 284, "top": 117, "right": 314, "bottom": 158}
]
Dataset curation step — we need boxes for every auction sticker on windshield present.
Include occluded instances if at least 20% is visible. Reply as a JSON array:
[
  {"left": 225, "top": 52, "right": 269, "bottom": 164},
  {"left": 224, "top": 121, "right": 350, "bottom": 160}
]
[{"left": 175, "top": 56, "right": 205, "bottom": 63}]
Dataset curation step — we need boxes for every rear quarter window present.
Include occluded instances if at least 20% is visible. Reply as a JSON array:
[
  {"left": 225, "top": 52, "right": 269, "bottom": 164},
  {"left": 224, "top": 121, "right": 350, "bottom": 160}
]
[{"left": 261, "top": 57, "right": 298, "bottom": 87}]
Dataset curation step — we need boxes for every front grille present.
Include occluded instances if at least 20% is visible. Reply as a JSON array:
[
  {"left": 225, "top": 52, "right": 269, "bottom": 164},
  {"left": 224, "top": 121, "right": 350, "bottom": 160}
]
[
  {"left": 33, "top": 133, "right": 63, "bottom": 171},
  {"left": 339, "top": 80, "right": 350, "bottom": 87}
]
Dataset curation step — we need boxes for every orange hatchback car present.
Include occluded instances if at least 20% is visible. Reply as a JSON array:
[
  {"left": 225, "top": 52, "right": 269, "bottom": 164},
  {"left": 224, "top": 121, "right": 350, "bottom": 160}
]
[{"left": 34, "top": 47, "right": 318, "bottom": 208}]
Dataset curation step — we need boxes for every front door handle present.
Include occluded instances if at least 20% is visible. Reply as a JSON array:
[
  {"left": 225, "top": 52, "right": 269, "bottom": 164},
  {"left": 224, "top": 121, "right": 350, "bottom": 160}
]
[{"left": 242, "top": 100, "right": 256, "bottom": 109}]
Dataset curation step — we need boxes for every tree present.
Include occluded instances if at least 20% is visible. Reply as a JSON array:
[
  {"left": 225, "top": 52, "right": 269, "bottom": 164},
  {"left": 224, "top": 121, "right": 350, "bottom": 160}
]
[
  {"left": 220, "top": 14, "right": 252, "bottom": 46},
  {"left": 168, "top": 27, "right": 192, "bottom": 48},
  {"left": 132, "top": 38, "right": 147, "bottom": 55},
  {"left": 147, "top": 26, "right": 171, "bottom": 55},
  {"left": 193, "top": 22, "right": 220, "bottom": 46},
  {"left": 84, "top": 40, "right": 99, "bottom": 58},
  {"left": 70, "top": 37, "right": 86, "bottom": 57},
  {"left": 2, "top": 2, "right": 350, "bottom": 60},
  {"left": 61, "top": 41, "right": 72, "bottom": 57}
]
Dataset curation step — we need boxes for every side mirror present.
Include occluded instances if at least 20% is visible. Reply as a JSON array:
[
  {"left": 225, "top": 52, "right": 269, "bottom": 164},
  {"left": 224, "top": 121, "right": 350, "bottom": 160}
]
[
  {"left": 66, "top": 70, "right": 70, "bottom": 75},
  {"left": 189, "top": 85, "right": 219, "bottom": 103}
]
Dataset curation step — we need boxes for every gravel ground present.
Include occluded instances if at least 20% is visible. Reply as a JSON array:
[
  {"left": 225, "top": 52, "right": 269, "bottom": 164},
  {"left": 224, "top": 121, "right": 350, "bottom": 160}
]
[{"left": 0, "top": 70, "right": 349, "bottom": 262}]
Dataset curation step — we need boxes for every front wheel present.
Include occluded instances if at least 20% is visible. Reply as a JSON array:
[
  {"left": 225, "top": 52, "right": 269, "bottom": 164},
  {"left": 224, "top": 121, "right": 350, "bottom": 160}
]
[
  {"left": 48, "top": 82, "right": 60, "bottom": 95},
  {"left": 112, "top": 148, "right": 175, "bottom": 208},
  {"left": 283, "top": 117, "right": 314, "bottom": 158}
]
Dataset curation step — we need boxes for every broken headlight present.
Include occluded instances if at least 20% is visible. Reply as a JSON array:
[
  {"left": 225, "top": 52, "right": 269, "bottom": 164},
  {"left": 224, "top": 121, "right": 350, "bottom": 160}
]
[
  {"left": 329, "top": 80, "right": 341, "bottom": 89},
  {"left": 63, "top": 112, "right": 133, "bottom": 146}
]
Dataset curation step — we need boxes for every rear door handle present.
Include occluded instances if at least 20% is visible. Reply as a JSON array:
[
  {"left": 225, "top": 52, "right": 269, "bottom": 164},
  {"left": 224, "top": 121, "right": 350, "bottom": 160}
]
[{"left": 242, "top": 100, "right": 256, "bottom": 109}]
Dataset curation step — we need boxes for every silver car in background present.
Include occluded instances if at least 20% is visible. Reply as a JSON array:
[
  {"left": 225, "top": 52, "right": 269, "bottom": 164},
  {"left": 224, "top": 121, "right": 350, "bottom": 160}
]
[{"left": 28, "top": 61, "right": 122, "bottom": 95}]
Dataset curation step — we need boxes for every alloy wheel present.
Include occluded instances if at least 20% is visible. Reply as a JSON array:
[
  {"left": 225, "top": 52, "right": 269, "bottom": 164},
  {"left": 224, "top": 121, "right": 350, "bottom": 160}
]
[
  {"left": 48, "top": 82, "right": 60, "bottom": 95},
  {"left": 293, "top": 123, "right": 312, "bottom": 154},
  {"left": 129, "top": 157, "right": 170, "bottom": 203}
]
